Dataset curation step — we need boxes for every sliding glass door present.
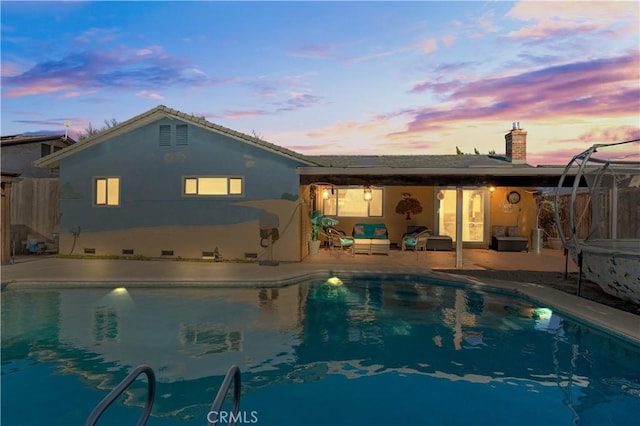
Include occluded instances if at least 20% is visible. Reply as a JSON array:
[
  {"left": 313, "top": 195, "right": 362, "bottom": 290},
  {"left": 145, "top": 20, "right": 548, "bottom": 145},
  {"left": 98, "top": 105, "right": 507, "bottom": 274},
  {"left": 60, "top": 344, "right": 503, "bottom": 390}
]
[{"left": 437, "top": 188, "right": 488, "bottom": 243}]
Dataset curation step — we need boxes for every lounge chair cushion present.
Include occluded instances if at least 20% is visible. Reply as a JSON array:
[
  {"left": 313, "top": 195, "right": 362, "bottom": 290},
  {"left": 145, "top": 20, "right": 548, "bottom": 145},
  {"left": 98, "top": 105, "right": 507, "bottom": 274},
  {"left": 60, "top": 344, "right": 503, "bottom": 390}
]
[{"left": 404, "top": 236, "right": 417, "bottom": 246}]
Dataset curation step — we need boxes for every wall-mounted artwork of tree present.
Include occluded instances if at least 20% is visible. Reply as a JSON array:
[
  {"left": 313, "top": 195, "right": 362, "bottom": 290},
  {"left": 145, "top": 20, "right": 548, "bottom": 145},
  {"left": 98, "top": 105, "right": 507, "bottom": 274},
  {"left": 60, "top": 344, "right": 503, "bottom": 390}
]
[{"left": 395, "top": 193, "right": 423, "bottom": 220}]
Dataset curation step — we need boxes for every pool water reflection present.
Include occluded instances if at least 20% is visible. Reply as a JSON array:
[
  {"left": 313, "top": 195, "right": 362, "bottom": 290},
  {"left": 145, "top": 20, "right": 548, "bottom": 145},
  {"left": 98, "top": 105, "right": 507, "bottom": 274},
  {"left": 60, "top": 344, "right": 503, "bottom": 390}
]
[{"left": 2, "top": 276, "right": 639, "bottom": 425}]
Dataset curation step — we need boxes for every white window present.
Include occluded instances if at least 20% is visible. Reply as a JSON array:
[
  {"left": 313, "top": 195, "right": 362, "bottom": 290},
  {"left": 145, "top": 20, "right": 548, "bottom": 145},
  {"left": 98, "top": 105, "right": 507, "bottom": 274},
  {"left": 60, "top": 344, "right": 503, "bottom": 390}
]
[
  {"left": 95, "top": 177, "right": 120, "bottom": 206},
  {"left": 322, "top": 186, "right": 383, "bottom": 217},
  {"left": 184, "top": 177, "right": 243, "bottom": 196}
]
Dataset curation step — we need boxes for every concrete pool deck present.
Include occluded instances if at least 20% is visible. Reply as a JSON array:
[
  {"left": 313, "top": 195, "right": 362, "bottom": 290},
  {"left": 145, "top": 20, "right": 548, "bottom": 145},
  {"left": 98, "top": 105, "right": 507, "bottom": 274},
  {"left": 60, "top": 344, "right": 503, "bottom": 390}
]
[{"left": 2, "top": 248, "right": 639, "bottom": 343}]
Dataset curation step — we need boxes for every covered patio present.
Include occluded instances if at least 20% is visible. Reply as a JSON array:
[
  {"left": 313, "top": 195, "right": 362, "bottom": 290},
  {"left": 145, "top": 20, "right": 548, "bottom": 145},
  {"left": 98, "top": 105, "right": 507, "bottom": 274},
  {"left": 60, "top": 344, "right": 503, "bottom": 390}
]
[{"left": 299, "top": 165, "right": 581, "bottom": 267}]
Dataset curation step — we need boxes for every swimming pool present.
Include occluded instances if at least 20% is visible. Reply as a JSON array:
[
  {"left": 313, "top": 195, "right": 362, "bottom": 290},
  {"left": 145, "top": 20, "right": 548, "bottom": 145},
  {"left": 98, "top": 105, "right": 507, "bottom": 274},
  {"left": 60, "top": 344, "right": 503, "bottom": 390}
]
[{"left": 2, "top": 275, "right": 639, "bottom": 425}]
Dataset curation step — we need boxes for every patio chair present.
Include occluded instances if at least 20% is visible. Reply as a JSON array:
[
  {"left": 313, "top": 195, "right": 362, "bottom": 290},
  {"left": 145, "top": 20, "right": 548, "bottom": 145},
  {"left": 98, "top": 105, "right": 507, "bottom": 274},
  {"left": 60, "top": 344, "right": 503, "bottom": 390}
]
[
  {"left": 402, "top": 227, "right": 431, "bottom": 251},
  {"left": 326, "top": 227, "right": 355, "bottom": 256}
]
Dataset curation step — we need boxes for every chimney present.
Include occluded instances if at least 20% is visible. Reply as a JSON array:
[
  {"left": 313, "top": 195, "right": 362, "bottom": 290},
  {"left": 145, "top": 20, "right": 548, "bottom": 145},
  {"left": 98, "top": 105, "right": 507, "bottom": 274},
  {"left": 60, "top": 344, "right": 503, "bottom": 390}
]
[{"left": 505, "top": 121, "right": 527, "bottom": 164}]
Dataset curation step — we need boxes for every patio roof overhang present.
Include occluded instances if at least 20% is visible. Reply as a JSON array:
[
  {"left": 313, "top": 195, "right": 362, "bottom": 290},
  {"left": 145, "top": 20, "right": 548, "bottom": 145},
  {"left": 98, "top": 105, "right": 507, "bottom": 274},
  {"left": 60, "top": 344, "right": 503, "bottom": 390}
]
[{"left": 297, "top": 166, "right": 580, "bottom": 187}]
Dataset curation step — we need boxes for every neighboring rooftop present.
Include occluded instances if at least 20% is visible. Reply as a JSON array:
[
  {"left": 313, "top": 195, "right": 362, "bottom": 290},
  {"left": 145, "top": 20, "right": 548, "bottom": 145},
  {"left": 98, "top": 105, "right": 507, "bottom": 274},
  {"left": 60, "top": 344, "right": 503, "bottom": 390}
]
[{"left": 1, "top": 134, "right": 75, "bottom": 147}]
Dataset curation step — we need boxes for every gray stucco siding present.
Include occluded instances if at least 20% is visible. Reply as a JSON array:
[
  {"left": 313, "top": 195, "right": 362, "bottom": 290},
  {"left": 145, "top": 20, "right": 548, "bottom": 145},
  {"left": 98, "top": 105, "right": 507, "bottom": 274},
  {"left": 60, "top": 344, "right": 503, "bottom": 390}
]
[
  {"left": 1, "top": 144, "right": 60, "bottom": 178},
  {"left": 58, "top": 118, "right": 303, "bottom": 232}
]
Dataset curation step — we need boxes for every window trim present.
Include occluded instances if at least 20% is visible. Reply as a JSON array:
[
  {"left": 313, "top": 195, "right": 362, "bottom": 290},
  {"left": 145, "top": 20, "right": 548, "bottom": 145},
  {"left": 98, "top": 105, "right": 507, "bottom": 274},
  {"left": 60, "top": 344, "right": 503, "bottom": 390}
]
[
  {"left": 94, "top": 177, "right": 120, "bottom": 207},
  {"left": 322, "top": 185, "right": 384, "bottom": 218},
  {"left": 183, "top": 176, "right": 244, "bottom": 197}
]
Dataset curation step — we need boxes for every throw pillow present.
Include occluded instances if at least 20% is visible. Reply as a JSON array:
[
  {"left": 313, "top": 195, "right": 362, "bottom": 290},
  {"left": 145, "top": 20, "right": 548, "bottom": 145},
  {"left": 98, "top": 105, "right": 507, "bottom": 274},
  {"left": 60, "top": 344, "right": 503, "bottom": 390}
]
[
  {"left": 373, "top": 227, "right": 387, "bottom": 237},
  {"left": 492, "top": 226, "right": 506, "bottom": 237}
]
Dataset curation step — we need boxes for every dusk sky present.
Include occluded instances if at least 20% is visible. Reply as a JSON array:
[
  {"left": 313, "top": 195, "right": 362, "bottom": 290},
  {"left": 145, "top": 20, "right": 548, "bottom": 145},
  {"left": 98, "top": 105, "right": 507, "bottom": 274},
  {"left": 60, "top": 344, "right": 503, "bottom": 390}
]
[{"left": 1, "top": 1, "right": 639, "bottom": 165}]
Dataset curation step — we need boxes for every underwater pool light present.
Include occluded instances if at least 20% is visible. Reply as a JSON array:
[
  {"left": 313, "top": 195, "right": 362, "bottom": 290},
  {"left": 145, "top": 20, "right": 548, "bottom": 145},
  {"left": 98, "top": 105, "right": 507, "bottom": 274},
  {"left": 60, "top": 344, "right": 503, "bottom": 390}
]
[
  {"left": 534, "top": 307, "right": 553, "bottom": 319},
  {"left": 326, "top": 277, "right": 343, "bottom": 286}
]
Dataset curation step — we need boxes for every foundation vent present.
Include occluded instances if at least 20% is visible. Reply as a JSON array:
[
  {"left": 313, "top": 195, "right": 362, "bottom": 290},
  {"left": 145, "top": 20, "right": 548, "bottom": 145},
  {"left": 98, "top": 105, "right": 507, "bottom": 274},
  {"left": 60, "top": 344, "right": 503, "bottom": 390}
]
[
  {"left": 122, "top": 249, "right": 134, "bottom": 255},
  {"left": 84, "top": 248, "right": 96, "bottom": 254},
  {"left": 161, "top": 250, "right": 174, "bottom": 257}
]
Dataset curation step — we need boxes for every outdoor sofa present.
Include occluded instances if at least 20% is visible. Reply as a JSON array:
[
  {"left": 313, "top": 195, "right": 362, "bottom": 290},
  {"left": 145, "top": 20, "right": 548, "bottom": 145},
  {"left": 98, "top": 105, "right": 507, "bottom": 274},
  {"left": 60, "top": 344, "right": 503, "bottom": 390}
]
[{"left": 352, "top": 223, "right": 391, "bottom": 255}]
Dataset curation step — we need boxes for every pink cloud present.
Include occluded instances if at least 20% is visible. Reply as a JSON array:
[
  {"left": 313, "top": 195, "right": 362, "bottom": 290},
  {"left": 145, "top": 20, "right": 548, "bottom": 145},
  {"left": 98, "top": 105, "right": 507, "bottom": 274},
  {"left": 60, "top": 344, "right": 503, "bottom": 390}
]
[
  {"left": 136, "top": 90, "right": 164, "bottom": 100},
  {"left": 399, "top": 51, "right": 639, "bottom": 138},
  {"left": 505, "top": 2, "right": 638, "bottom": 43},
  {"left": 3, "top": 79, "right": 76, "bottom": 97}
]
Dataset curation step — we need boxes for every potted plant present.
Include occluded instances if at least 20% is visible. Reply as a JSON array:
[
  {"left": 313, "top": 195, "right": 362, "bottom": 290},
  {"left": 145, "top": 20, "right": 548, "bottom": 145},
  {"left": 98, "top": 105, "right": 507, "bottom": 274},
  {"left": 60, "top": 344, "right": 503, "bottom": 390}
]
[{"left": 309, "top": 211, "right": 338, "bottom": 255}]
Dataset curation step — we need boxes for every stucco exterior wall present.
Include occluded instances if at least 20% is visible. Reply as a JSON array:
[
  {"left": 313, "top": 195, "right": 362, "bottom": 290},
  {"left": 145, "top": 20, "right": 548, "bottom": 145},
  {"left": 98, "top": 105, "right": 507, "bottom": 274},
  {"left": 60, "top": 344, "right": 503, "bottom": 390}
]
[
  {"left": 57, "top": 117, "right": 304, "bottom": 261},
  {"left": 1, "top": 143, "right": 65, "bottom": 178}
]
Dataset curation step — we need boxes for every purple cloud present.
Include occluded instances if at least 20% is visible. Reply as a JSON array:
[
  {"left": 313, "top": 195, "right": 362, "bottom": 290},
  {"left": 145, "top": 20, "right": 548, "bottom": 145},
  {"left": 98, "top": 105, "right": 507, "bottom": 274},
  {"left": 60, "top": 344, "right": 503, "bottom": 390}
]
[
  {"left": 399, "top": 51, "right": 639, "bottom": 135},
  {"left": 1, "top": 47, "right": 235, "bottom": 98},
  {"left": 276, "top": 93, "right": 322, "bottom": 112}
]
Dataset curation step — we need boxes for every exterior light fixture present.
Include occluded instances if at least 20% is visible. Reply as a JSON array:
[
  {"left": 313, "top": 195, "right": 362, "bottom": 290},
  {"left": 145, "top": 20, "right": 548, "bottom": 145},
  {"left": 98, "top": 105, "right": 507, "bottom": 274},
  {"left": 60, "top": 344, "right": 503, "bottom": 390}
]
[
  {"left": 363, "top": 186, "right": 372, "bottom": 201},
  {"left": 488, "top": 186, "right": 496, "bottom": 193},
  {"left": 322, "top": 187, "right": 330, "bottom": 200}
]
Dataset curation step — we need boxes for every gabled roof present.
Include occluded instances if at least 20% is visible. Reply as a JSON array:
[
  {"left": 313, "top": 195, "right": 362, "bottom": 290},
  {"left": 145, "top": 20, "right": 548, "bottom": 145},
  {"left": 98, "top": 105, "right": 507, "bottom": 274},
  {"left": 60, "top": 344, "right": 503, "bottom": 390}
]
[
  {"left": 1, "top": 134, "right": 76, "bottom": 147},
  {"left": 35, "top": 105, "right": 320, "bottom": 168}
]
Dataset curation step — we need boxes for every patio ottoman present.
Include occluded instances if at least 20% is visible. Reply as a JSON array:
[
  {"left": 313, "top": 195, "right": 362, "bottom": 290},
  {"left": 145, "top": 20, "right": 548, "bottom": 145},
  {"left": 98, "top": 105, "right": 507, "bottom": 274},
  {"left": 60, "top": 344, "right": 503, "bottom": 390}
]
[
  {"left": 370, "top": 239, "right": 391, "bottom": 255},
  {"left": 353, "top": 239, "right": 372, "bottom": 255},
  {"left": 491, "top": 236, "right": 528, "bottom": 252},
  {"left": 426, "top": 235, "right": 453, "bottom": 251}
]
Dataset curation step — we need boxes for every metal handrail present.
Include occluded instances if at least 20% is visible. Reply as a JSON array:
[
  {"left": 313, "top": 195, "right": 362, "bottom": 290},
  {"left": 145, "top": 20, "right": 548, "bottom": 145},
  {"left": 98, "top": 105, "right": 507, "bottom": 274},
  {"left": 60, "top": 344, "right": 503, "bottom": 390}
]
[
  {"left": 85, "top": 364, "right": 156, "bottom": 426},
  {"left": 207, "top": 365, "right": 242, "bottom": 426}
]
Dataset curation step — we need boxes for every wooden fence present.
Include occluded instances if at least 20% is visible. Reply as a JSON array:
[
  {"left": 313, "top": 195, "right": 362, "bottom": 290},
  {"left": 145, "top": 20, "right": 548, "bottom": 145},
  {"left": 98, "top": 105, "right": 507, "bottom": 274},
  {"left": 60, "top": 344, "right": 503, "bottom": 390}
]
[{"left": 10, "top": 177, "right": 59, "bottom": 254}]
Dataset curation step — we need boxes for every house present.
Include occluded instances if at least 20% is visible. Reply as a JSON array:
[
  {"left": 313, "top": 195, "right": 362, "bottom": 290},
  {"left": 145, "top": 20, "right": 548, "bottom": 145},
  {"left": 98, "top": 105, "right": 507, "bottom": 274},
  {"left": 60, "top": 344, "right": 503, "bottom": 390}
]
[
  {"left": 1, "top": 134, "right": 76, "bottom": 256},
  {"left": 35, "top": 106, "right": 318, "bottom": 262},
  {"left": 1, "top": 133, "right": 75, "bottom": 178},
  {"left": 36, "top": 106, "right": 574, "bottom": 262}
]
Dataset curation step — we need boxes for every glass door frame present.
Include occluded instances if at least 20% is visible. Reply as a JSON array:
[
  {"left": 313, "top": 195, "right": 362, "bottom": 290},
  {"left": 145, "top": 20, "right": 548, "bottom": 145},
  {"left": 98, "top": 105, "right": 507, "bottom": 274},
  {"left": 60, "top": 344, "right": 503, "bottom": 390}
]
[{"left": 434, "top": 186, "right": 491, "bottom": 245}]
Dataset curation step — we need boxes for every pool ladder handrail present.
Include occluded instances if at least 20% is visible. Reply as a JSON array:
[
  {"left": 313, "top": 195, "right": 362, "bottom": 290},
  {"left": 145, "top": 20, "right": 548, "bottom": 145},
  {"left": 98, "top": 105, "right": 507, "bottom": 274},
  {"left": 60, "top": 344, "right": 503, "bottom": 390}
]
[
  {"left": 85, "top": 364, "right": 156, "bottom": 426},
  {"left": 207, "top": 365, "right": 242, "bottom": 426},
  {"left": 85, "top": 364, "right": 241, "bottom": 426}
]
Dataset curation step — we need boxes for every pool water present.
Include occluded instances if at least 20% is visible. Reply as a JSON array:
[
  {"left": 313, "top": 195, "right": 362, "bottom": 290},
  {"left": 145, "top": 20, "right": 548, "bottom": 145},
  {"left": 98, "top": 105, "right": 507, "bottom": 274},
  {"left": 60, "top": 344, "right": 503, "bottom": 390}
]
[{"left": 2, "top": 276, "right": 640, "bottom": 425}]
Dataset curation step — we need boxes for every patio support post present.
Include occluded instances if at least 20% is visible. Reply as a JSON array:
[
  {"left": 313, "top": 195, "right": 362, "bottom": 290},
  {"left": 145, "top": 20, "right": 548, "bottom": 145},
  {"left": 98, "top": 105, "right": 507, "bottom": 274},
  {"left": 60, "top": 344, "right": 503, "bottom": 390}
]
[{"left": 455, "top": 187, "right": 464, "bottom": 269}]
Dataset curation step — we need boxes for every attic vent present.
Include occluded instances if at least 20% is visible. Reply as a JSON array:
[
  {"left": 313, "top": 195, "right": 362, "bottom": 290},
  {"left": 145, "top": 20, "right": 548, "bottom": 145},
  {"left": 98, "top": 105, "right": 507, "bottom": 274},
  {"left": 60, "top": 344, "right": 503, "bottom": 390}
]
[
  {"left": 176, "top": 124, "right": 188, "bottom": 145},
  {"left": 161, "top": 250, "right": 174, "bottom": 256},
  {"left": 159, "top": 125, "right": 171, "bottom": 146},
  {"left": 84, "top": 248, "right": 96, "bottom": 254}
]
